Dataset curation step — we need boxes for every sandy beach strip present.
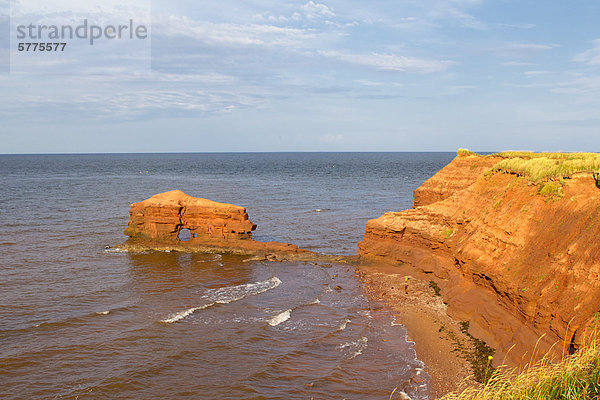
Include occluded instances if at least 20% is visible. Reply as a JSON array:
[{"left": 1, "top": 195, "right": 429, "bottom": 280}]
[{"left": 357, "top": 261, "right": 481, "bottom": 398}]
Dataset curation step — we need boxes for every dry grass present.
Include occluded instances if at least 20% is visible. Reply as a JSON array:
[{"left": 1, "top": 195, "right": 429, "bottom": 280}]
[
  {"left": 439, "top": 336, "right": 600, "bottom": 400},
  {"left": 458, "top": 149, "right": 477, "bottom": 157},
  {"left": 457, "top": 150, "right": 600, "bottom": 183},
  {"left": 492, "top": 152, "right": 600, "bottom": 182}
]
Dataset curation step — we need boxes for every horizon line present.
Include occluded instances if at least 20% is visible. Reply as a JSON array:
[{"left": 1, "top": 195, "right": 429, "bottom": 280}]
[{"left": 0, "top": 150, "right": 515, "bottom": 156}]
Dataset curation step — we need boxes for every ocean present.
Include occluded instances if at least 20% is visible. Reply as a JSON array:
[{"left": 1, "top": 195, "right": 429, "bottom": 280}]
[{"left": 0, "top": 152, "right": 454, "bottom": 399}]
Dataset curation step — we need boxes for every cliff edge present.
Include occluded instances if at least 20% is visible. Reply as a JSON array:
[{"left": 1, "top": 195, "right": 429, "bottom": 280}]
[{"left": 359, "top": 151, "right": 600, "bottom": 366}]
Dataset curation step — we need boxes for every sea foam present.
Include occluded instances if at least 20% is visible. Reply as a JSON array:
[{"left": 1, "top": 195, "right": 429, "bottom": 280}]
[
  {"left": 268, "top": 309, "right": 291, "bottom": 326},
  {"left": 338, "top": 318, "right": 351, "bottom": 331},
  {"left": 162, "top": 277, "right": 282, "bottom": 324},
  {"left": 338, "top": 336, "right": 368, "bottom": 359}
]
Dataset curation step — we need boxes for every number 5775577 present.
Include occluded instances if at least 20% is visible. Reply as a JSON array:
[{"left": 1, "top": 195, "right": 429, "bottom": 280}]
[{"left": 17, "top": 43, "right": 67, "bottom": 52}]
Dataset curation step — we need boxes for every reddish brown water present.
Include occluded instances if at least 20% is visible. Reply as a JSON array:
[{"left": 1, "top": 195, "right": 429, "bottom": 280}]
[{"left": 0, "top": 153, "right": 454, "bottom": 399}]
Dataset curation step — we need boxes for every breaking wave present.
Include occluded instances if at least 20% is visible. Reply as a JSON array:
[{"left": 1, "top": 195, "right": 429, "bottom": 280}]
[
  {"left": 161, "top": 277, "right": 282, "bottom": 323},
  {"left": 268, "top": 309, "right": 291, "bottom": 326},
  {"left": 338, "top": 336, "right": 368, "bottom": 359},
  {"left": 338, "top": 318, "right": 351, "bottom": 331}
]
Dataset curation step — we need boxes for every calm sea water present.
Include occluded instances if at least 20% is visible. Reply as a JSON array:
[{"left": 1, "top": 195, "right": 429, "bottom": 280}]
[{"left": 0, "top": 152, "right": 453, "bottom": 399}]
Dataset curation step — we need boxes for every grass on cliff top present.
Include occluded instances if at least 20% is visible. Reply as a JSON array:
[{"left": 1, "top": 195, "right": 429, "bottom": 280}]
[
  {"left": 493, "top": 152, "right": 600, "bottom": 182},
  {"left": 458, "top": 149, "right": 600, "bottom": 183},
  {"left": 440, "top": 337, "right": 600, "bottom": 400}
]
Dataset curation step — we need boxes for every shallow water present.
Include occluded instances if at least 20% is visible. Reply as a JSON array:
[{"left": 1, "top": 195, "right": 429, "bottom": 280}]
[{"left": 0, "top": 153, "right": 453, "bottom": 399}]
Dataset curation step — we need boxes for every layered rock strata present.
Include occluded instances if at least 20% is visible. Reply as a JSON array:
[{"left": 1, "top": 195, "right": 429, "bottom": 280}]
[
  {"left": 359, "top": 153, "right": 600, "bottom": 366},
  {"left": 123, "top": 190, "right": 307, "bottom": 257}
]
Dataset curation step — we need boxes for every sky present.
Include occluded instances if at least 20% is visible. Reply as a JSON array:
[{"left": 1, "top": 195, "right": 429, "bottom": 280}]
[{"left": 1, "top": 0, "right": 600, "bottom": 153}]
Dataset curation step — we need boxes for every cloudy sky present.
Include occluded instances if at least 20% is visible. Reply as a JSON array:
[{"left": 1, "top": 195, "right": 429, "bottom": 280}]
[{"left": 1, "top": 0, "right": 600, "bottom": 153}]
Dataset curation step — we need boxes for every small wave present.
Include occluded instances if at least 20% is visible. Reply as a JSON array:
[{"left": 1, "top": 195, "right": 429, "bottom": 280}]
[
  {"left": 310, "top": 298, "right": 321, "bottom": 305},
  {"left": 162, "top": 277, "right": 282, "bottom": 324},
  {"left": 95, "top": 311, "right": 110, "bottom": 315},
  {"left": 338, "top": 318, "right": 351, "bottom": 331},
  {"left": 309, "top": 208, "right": 332, "bottom": 213},
  {"left": 268, "top": 309, "right": 291, "bottom": 326},
  {"left": 103, "top": 247, "right": 128, "bottom": 253},
  {"left": 391, "top": 317, "right": 402, "bottom": 326},
  {"left": 161, "top": 303, "right": 215, "bottom": 323},
  {"left": 338, "top": 336, "right": 368, "bottom": 359},
  {"left": 0, "top": 242, "right": 16, "bottom": 246},
  {"left": 209, "top": 277, "right": 282, "bottom": 304}
]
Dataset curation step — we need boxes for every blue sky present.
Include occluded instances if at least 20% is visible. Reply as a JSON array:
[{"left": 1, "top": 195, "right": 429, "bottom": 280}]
[{"left": 1, "top": 0, "right": 600, "bottom": 153}]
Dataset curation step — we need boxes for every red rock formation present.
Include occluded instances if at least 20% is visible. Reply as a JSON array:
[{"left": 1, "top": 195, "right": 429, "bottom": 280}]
[
  {"left": 359, "top": 153, "right": 600, "bottom": 366},
  {"left": 413, "top": 152, "right": 501, "bottom": 207},
  {"left": 125, "top": 190, "right": 256, "bottom": 242},
  {"left": 123, "top": 190, "right": 310, "bottom": 258}
]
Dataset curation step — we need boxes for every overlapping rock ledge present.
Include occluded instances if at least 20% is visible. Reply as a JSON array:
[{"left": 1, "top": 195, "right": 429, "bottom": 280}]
[{"left": 117, "top": 190, "right": 348, "bottom": 263}]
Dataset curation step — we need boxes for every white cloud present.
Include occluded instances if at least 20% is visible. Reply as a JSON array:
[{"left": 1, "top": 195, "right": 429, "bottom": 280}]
[
  {"left": 524, "top": 70, "right": 551, "bottom": 76},
  {"left": 253, "top": 13, "right": 289, "bottom": 24},
  {"left": 444, "top": 84, "right": 477, "bottom": 92},
  {"left": 338, "top": 0, "right": 487, "bottom": 31},
  {"left": 551, "top": 75, "right": 600, "bottom": 95},
  {"left": 497, "top": 23, "right": 536, "bottom": 29},
  {"left": 423, "top": 0, "right": 487, "bottom": 30},
  {"left": 319, "top": 133, "right": 343, "bottom": 143},
  {"left": 488, "top": 42, "right": 560, "bottom": 58},
  {"left": 155, "top": 15, "right": 317, "bottom": 47},
  {"left": 0, "top": 85, "right": 264, "bottom": 120},
  {"left": 354, "top": 79, "right": 403, "bottom": 87},
  {"left": 320, "top": 50, "right": 453, "bottom": 73},
  {"left": 300, "top": 1, "right": 335, "bottom": 20},
  {"left": 440, "top": 8, "right": 486, "bottom": 30},
  {"left": 0, "top": 70, "right": 266, "bottom": 121},
  {"left": 501, "top": 61, "right": 538, "bottom": 66},
  {"left": 574, "top": 39, "right": 600, "bottom": 65},
  {"left": 11, "top": 0, "right": 149, "bottom": 15},
  {"left": 507, "top": 43, "right": 558, "bottom": 50}
]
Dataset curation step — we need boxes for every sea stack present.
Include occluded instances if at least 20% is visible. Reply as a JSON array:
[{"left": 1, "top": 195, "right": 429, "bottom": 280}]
[
  {"left": 124, "top": 190, "right": 257, "bottom": 243},
  {"left": 123, "top": 190, "right": 309, "bottom": 258}
]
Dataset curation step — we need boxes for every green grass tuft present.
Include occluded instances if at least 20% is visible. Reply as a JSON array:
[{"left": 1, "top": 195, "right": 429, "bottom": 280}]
[
  {"left": 429, "top": 280, "right": 442, "bottom": 296},
  {"left": 458, "top": 321, "right": 497, "bottom": 384},
  {"left": 440, "top": 337, "right": 600, "bottom": 400},
  {"left": 538, "top": 181, "right": 564, "bottom": 198},
  {"left": 458, "top": 149, "right": 477, "bottom": 157},
  {"left": 442, "top": 228, "right": 454, "bottom": 239}
]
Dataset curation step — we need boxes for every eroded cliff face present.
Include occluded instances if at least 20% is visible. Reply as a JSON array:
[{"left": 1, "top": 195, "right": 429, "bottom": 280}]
[
  {"left": 413, "top": 155, "right": 502, "bottom": 207},
  {"left": 123, "top": 190, "right": 306, "bottom": 257},
  {"left": 359, "top": 153, "right": 600, "bottom": 365}
]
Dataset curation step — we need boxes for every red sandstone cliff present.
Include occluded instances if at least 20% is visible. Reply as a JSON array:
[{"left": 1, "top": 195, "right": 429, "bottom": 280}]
[
  {"left": 359, "top": 153, "right": 600, "bottom": 365},
  {"left": 124, "top": 190, "right": 306, "bottom": 257}
]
